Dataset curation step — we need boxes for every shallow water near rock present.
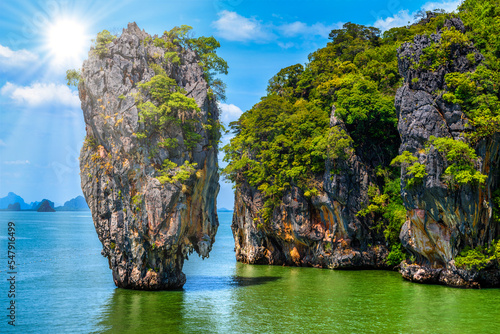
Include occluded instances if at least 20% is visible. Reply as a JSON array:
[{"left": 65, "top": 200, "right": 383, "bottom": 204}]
[{"left": 0, "top": 211, "right": 499, "bottom": 333}]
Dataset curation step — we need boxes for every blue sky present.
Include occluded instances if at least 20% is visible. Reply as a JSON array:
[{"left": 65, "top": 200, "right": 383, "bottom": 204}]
[{"left": 0, "top": 0, "right": 462, "bottom": 207}]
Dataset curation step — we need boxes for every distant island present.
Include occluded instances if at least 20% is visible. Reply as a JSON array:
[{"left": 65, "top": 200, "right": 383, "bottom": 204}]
[
  {"left": 0, "top": 192, "right": 90, "bottom": 212},
  {"left": 217, "top": 207, "right": 233, "bottom": 212}
]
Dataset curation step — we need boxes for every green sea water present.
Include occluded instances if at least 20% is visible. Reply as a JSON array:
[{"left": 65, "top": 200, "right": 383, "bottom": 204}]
[{"left": 0, "top": 211, "right": 499, "bottom": 333}]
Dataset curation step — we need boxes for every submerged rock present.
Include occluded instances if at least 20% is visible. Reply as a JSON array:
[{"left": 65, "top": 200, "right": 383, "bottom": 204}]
[
  {"left": 232, "top": 106, "right": 389, "bottom": 269},
  {"left": 79, "top": 23, "right": 219, "bottom": 289},
  {"left": 395, "top": 19, "right": 500, "bottom": 287}
]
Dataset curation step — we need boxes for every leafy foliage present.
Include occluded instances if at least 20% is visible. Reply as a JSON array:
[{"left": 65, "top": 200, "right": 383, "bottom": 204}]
[
  {"left": 420, "top": 0, "right": 500, "bottom": 144},
  {"left": 357, "top": 167, "right": 407, "bottom": 264},
  {"left": 223, "top": 16, "right": 447, "bottom": 230},
  {"left": 414, "top": 26, "right": 471, "bottom": 71},
  {"left": 223, "top": 3, "right": 499, "bottom": 263},
  {"left": 428, "top": 136, "right": 486, "bottom": 186},
  {"left": 391, "top": 151, "right": 428, "bottom": 188},
  {"left": 444, "top": 66, "right": 500, "bottom": 143},
  {"left": 134, "top": 25, "right": 229, "bottom": 186},
  {"left": 267, "top": 64, "right": 304, "bottom": 97},
  {"left": 65, "top": 69, "right": 82, "bottom": 87},
  {"left": 92, "top": 30, "right": 116, "bottom": 58},
  {"left": 454, "top": 240, "right": 500, "bottom": 270},
  {"left": 157, "top": 159, "right": 198, "bottom": 185},
  {"left": 144, "top": 25, "right": 228, "bottom": 101},
  {"left": 187, "top": 36, "right": 228, "bottom": 82},
  {"left": 223, "top": 95, "right": 330, "bottom": 211},
  {"left": 387, "top": 244, "right": 407, "bottom": 267},
  {"left": 135, "top": 68, "right": 202, "bottom": 153},
  {"left": 459, "top": 0, "right": 500, "bottom": 70}
]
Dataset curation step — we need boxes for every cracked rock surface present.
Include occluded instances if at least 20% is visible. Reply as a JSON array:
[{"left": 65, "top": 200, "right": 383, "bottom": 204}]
[
  {"left": 231, "top": 106, "right": 389, "bottom": 269},
  {"left": 395, "top": 19, "right": 500, "bottom": 287},
  {"left": 79, "top": 23, "right": 219, "bottom": 290}
]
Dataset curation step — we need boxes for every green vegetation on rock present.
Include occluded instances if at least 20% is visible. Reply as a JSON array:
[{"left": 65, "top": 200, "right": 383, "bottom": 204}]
[
  {"left": 92, "top": 30, "right": 116, "bottom": 58},
  {"left": 391, "top": 151, "right": 428, "bottom": 188},
  {"left": 224, "top": 2, "right": 500, "bottom": 269},
  {"left": 65, "top": 69, "right": 82, "bottom": 87},
  {"left": 428, "top": 136, "right": 486, "bottom": 186},
  {"left": 223, "top": 18, "right": 442, "bottom": 234},
  {"left": 454, "top": 240, "right": 500, "bottom": 270},
  {"left": 143, "top": 25, "right": 228, "bottom": 101},
  {"left": 133, "top": 27, "right": 228, "bottom": 186},
  {"left": 135, "top": 67, "right": 202, "bottom": 149}
]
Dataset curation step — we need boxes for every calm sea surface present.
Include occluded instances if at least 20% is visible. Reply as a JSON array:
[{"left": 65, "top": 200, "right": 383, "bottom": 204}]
[{"left": 0, "top": 211, "right": 499, "bottom": 333}]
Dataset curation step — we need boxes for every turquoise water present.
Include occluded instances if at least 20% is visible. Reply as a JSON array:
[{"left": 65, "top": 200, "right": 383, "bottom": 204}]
[{"left": 0, "top": 211, "right": 499, "bottom": 333}]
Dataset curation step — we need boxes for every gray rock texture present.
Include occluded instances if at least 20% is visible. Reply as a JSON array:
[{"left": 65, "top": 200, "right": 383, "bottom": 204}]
[
  {"left": 79, "top": 23, "right": 219, "bottom": 290},
  {"left": 395, "top": 19, "right": 500, "bottom": 287},
  {"left": 232, "top": 106, "right": 389, "bottom": 269},
  {"left": 400, "top": 262, "right": 500, "bottom": 288}
]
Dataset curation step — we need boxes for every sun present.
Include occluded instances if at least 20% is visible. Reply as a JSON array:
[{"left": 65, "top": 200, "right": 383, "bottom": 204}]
[{"left": 47, "top": 19, "right": 89, "bottom": 67}]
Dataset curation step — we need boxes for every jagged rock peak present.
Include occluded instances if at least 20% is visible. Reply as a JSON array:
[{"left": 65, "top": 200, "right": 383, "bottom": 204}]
[{"left": 79, "top": 22, "right": 220, "bottom": 290}]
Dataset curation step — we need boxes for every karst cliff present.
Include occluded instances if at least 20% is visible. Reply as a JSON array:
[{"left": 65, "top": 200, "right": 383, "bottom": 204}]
[
  {"left": 79, "top": 23, "right": 221, "bottom": 290},
  {"left": 231, "top": 108, "right": 390, "bottom": 269},
  {"left": 225, "top": 5, "right": 500, "bottom": 287},
  {"left": 395, "top": 18, "right": 500, "bottom": 287}
]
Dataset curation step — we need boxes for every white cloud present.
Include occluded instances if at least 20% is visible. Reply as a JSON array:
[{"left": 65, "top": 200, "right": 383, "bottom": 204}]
[
  {"left": 1, "top": 82, "right": 80, "bottom": 108},
  {"left": 374, "top": 0, "right": 462, "bottom": 31},
  {"left": 280, "top": 21, "right": 341, "bottom": 38},
  {"left": 0, "top": 140, "right": 6, "bottom": 147},
  {"left": 219, "top": 102, "right": 243, "bottom": 124},
  {"left": 0, "top": 44, "right": 38, "bottom": 69},
  {"left": 4, "top": 160, "right": 30, "bottom": 165},
  {"left": 278, "top": 42, "right": 295, "bottom": 49},
  {"left": 213, "top": 10, "right": 272, "bottom": 42},
  {"left": 280, "top": 21, "right": 308, "bottom": 37},
  {"left": 374, "top": 10, "right": 413, "bottom": 31},
  {"left": 213, "top": 11, "right": 339, "bottom": 44},
  {"left": 421, "top": 1, "right": 462, "bottom": 13}
]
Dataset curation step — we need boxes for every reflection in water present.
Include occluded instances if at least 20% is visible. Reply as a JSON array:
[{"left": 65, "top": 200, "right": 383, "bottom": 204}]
[
  {"left": 95, "top": 289, "right": 185, "bottom": 333},
  {"left": 92, "top": 262, "right": 500, "bottom": 333},
  {"left": 229, "top": 275, "right": 280, "bottom": 287},
  {"left": 94, "top": 265, "right": 282, "bottom": 333},
  {"left": 7, "top": 211, "right": 498, "bottom": 333},
  {"left": 92, "top": 209, "right": 500, "bottom": 333}
]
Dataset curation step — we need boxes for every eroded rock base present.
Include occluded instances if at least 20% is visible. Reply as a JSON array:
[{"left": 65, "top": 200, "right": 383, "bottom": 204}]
[{"left": 400, "top": 262, "right": 500, "bottom": 288}]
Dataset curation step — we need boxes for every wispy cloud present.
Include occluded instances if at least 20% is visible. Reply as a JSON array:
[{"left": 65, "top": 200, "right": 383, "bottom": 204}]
[
  {"left": 374, "top": 0, "right": 462, "bottom": 31},
  {"left": 0, "top": 82, "right": 80, "bottom": 108},
  {"left": 278, "top": 42, "right": 295, "bottom": 49},
  {"left": 213, "top": 11, "right": 339, "bottom": 47},
  {"left": 421, "top": 0, "right": 462, "bottom": 13},
  {"left": 213, "top": 10, "right": 273, "bottom": 42},
  {"left": 4, "top": 160, "right": 30, "bottom": 165},
  {"left": 0, "top": 44, "right": 38, "bottom": 70},
  {"left": 279, "top": 21, "right": 342, "bottom": 38},
  {"left": 219, "top": 102, "right": 243, "bottom": 124},
  {"left": 374, "top": 10, "right": 413, "bottom": 31},
  {"left": 0, "top": 139, "right": 6, "bottom": 147}
]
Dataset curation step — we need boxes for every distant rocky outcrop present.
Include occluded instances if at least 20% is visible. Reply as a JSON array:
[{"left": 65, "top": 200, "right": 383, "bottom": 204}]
[
  {"left": 232, "top": 107, "right": 388, "bottom": 269},
  {"left": 55, "top": 195, "right": 89, "bottom": 211},
  {"left": 395, "top": 18, "right": 500, "bottom": 287},
  {"left": 37, "top": 200, "right": 56, "bottom": 212},
  {"left": 79, "top": 23, "right": 219, "bottom": 290},
  {"left": 31, "top": 199, "right": 55, "bottom": 211},
  {"left": 0, "top": 192, "right": 30, "bottom": 210},
  {"left": 7, "top": 203, "right": 21, "bottom": 211}
]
